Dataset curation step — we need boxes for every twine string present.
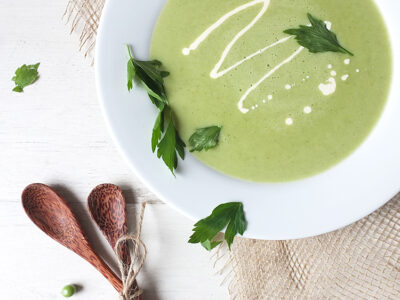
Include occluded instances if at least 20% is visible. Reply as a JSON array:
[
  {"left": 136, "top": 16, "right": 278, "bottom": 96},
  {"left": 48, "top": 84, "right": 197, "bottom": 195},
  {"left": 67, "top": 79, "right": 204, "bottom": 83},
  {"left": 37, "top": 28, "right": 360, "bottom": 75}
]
[{"left": 115, "top": 202, "right": 147, "bottom": 300}]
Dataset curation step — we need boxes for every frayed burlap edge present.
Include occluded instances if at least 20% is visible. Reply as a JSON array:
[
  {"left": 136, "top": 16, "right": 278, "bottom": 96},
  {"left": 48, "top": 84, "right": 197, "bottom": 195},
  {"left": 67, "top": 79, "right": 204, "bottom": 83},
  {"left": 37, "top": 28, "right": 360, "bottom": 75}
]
[{"left": 64, "top": 0, "right": 105, "bottom": 60}]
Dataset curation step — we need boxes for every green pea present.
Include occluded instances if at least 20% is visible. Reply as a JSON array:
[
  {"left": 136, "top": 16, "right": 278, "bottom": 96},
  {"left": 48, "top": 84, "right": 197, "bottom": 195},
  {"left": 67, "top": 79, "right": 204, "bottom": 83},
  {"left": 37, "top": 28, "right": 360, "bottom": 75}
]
[{"left": 61, "top": 284, "right": 76, "bottom": 297}]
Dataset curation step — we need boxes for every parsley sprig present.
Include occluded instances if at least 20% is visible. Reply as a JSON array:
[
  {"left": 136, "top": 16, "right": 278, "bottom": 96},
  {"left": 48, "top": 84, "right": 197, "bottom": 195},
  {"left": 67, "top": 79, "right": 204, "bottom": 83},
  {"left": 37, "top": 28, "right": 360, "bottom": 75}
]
[
  {"left": 189, "top": 202, "right": 247, "bottom": 250},
  {"left": 12, "top": 63, "right": 40, "bottom": 92},
  {"left": 126, "top": 45, "right": 184, "bottom": 175},
  {"left": 284, "top": 13, "right": 353, "bottom": 56}
]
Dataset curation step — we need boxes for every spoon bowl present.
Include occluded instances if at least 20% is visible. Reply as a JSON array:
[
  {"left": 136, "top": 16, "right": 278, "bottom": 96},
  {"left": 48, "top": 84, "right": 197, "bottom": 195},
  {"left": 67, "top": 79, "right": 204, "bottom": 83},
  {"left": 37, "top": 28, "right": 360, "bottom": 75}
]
[{"left": 87, "top": 184, "right": 128, "bottom": 251}]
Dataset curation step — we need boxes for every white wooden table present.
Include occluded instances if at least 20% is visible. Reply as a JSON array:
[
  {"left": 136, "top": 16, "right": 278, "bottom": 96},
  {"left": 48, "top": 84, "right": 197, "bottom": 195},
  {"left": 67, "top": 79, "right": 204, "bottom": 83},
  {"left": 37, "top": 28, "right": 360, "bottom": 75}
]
[{"left": 0, "top": 1, "right": 229, "bottom": 299}]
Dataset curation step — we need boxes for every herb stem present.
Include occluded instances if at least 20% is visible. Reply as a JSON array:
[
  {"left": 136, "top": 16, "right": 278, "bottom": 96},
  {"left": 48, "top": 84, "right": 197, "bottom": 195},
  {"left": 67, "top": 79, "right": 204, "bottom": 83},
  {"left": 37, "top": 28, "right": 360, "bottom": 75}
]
[
  {"left": 340, "top": 47, "right": 354, "bottom": 56},
  {"left": 126, "top": 44, "right": 133, "bottom": 59}
]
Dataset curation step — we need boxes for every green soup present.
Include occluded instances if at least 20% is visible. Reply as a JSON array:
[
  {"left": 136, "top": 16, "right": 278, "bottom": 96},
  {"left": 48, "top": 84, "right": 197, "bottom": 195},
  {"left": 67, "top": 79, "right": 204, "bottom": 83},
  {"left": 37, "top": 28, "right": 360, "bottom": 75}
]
[{"left": 151, "top": 0, "right": 392, "bottom": 182}]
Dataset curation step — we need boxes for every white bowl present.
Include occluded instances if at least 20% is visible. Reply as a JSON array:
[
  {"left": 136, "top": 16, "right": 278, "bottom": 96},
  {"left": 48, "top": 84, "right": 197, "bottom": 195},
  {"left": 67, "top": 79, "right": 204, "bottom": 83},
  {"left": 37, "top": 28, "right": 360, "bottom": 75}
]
[{"left": 95, "top": 0, "right": 400, "bottom": 240}]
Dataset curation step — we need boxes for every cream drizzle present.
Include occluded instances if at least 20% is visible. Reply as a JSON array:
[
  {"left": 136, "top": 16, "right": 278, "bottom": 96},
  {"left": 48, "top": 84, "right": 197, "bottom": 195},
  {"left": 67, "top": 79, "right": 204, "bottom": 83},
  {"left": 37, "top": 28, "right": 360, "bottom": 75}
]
[
  {"left": 319, "top": 77, "right": 336, "bottom": 96},
  {"left": 182, "top": 0, "right": 304, "bottom": 114},
  {"left": 237, "top": 46, "right": 303, "bottom": 113}
]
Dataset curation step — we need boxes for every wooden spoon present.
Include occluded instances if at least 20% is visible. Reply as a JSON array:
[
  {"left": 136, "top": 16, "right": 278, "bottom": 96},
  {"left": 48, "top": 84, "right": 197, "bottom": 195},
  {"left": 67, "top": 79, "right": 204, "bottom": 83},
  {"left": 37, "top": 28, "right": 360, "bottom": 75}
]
[
  {"left": 22, "top": 183, "right": 122, "bottom": 292},
  {"left": 88, "top": 184, "right": 141, "bottom": 299},
  {"left": 87, "top": 184, "right": 130, "bottom": 264}
]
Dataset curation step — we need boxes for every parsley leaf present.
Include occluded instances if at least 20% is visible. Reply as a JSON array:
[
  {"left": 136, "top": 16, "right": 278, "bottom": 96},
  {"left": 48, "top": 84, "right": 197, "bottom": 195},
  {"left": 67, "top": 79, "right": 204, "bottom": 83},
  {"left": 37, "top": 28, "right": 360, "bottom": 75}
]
[
  {"left": 189, "top": 202, "right": 247, "bottom": 250},
  {"left": 157, "top": 113, "right": 177, "bottom": 174},
  {"left": 157, "top": 112, "right": 185, "bottom": 175},
  {"left": 189, "top": 126, "right": 221, "bottom": 152},
  {"left": 12, "top": 63, "right": 40, "bottom": 92},
  {"left": 176, "top": 134, "right": 186, "bottom": 161},
  {"left": 127, "top": 59, "right": 135, "bottom": 91},
  {"left": 151, "top": 110, "right": 164, "bottom": 153},
  {"left": 284, "top": 13, "right": 353, "bottom": 56},
  {"left": 126, "top": 45, "right": 168, "bottom": 109}
]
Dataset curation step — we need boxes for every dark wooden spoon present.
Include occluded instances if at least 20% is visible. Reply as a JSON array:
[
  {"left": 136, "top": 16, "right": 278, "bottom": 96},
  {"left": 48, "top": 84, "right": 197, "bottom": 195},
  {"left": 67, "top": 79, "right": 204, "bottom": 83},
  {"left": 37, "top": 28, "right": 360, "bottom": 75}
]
[
  {"left": 22, "top": 183, "right": 122, "bottom": 292},
  {"left": 87, "top": 184, "right": 141, "bottom": 299},
  {"left": 87, "top": 184, "right": 130, "bottom": 264}
]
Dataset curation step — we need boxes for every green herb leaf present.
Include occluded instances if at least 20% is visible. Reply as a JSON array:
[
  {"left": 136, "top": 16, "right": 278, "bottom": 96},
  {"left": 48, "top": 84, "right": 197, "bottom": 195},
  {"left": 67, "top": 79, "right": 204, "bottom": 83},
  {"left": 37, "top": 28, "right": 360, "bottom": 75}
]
[
  {"left": 176, "top": 134, "right": 186, "bottom": 160},
  {"left": 284, "top": 13, "right": 353, "bottom": 56},
  {"left": 156, "top": 112, "right": 185, "bottom": 175},
  {"left": 12, "top": 86, "right": 23, "bottom": 93},
  {"left": 189, "top": 202, "right": 247, "bottom": 250},
  {"left": 140, "top": 79, "right": 165, "bottom": 104},
  {"left": 152, "top": 110, "right": 164, "bottom": 153},
  {"left": 127, "top": 59, "right": 136, "bottom": 91},
  {"left": 189, "top": 126, "right": 221, "bottom": 152},
  {"left": 12, "top": 63, "right": 40, "bottom": 92},
  {"left": 134, "top": 60, "right": 164, "bottom": 83},
  {"left": 201, "top": 240, "right": 222, "bottom": 251},
  {"left": 157, "top": 116, "right": 177, "bottom": 175},
  {"left": 161, "top": 71, "right": 170, "bottom": 78}
]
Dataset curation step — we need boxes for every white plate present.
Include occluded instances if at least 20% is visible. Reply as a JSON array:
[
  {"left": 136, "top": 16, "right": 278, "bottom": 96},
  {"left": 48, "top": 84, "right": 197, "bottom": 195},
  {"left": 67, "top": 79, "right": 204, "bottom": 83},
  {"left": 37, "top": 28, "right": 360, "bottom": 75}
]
[{"left": 95, "top": 0, "right": 400, "bottom": 240}]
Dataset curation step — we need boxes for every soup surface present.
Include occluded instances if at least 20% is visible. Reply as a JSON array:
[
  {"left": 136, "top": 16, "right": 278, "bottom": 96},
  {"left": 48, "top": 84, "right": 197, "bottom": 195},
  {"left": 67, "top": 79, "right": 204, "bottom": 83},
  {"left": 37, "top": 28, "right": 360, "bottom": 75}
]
[{"left": 151, "top": 0, "right": 392, "bottom": 182}]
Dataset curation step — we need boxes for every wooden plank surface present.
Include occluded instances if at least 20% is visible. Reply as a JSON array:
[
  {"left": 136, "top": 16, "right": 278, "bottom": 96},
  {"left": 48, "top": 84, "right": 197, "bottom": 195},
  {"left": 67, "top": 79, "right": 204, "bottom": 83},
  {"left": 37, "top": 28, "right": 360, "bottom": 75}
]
[{"left": 0, "top": 1, "right": 228, "bottom": 298}]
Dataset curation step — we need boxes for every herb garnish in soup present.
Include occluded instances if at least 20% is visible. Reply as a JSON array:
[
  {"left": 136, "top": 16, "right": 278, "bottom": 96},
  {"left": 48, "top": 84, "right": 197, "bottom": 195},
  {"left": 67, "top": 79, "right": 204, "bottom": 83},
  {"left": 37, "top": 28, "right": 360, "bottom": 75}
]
[{"left": 151, "top": 0, "right": 392, "bottom": 182}]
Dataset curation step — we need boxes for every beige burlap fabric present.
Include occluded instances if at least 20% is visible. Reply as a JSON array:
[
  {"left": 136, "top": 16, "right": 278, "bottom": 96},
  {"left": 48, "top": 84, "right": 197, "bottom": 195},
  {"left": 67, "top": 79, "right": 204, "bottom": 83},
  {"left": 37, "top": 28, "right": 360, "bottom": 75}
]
[
  {"left": 65, "top": 1, "right": 400, "bottom": 298},
  {"left": 226, "top": 195, "right": 400, "bottom": 299}
]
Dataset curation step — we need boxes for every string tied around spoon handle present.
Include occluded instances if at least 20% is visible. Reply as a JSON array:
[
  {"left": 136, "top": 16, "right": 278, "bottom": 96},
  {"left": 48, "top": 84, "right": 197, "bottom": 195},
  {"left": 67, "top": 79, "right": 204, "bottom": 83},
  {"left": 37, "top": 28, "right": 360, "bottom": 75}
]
[{"left": 115, "top": 202, "right": 147, "bottom": 300}]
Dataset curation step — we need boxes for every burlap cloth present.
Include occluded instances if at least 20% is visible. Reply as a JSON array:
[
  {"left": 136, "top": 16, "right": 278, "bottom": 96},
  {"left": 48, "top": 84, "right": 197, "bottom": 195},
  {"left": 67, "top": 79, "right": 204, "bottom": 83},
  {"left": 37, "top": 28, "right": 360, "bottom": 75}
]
[{"left": 65, "top": 1, "right": 400, "bottom": 298}]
